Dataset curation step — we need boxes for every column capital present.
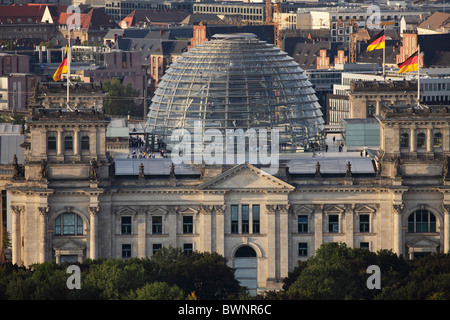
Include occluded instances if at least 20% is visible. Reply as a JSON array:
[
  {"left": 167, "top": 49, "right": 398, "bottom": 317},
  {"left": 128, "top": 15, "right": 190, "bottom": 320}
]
[
  {"left": 38, "top": 206, "right": 49, "bottom": 216},
  {"left": 214, "top": 205, "right": 226, "bottom": 215},
  {"left": 266, "top": 204, "right": 277, "bottom": 214},
  {"left": 88, "top": 206, "right": 100, "bottom": 216},
  {"left": 167, "top": 205, "right": 178, "bottom": 214},
  {"left": 443, "top": 204, "right": 450, "bottom": 214},
  {"left": 393, "top": 204, "right": 404, "bottom": 214},
  {"left": 277, "top": 204, "right": 290, "bottom": 214},
  {"left": 11, "top": 205, "right": 24, "bottom": 215},
  {"left": 199, "top": 205, "right": 214, "bottom": 215}
]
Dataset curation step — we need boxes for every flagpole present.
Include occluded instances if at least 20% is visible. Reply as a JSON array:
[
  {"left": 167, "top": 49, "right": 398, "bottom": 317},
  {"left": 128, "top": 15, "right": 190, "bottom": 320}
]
[
  {"left": 67, "top": 27, "right": 71, "bottom": 112},
  {"left": 382, "top": 27, "right": 386, "bottom": 79},
  {"left": 417, "top": 44, "right": 420, "bottom": 106}
]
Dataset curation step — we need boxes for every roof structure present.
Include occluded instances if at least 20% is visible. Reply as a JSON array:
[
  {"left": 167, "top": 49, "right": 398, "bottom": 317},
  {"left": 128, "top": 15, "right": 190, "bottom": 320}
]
[
  {"left": 146, "top": 33, "right": 325, "bottom": 153},
  {"left": 417, "top": 11, "right": 450, "bottom": 33},
  {"left": 120, "top": 9, "right": 190, "bottom": 28},
  {"left": 58, "top": 8, "right": 117, "bottom": 30}
]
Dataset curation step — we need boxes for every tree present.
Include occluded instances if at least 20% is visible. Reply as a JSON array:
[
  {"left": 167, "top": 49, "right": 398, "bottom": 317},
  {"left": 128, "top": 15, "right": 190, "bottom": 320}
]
[
  {"left": 129, "top": 281, "right": 185, "bottom": 300},
  {"left": 1, "top": 227, "right": 11, "bottom": 261},
  {"left": 81, "top": 258, "right": 148, "bottom": 300},
  {"left": 150, "top": 247, "right": 241, "bottom": 300},
  {"left": 102, "top": 78, "right": 141, "bottom": 117},
  {"left": 285, "top": 243, "right": 408, "bottom": 300}
]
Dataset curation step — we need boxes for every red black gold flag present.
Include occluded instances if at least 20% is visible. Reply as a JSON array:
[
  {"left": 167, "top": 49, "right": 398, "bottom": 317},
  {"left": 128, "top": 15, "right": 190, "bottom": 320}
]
[
  {"left": 397, "top": 51, "right": 419, "bottom": 73},
  {"left": 53, "top": 41, "right": 69, "bottom": 82},
  {"left": 366, "top": 30, "right": 385, "bottom": 52}
]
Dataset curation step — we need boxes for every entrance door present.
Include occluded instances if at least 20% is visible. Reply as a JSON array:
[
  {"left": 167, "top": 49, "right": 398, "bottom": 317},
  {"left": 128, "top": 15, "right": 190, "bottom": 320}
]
[{"left": 234, "top": 246, "right": 257, "bottom": 296}]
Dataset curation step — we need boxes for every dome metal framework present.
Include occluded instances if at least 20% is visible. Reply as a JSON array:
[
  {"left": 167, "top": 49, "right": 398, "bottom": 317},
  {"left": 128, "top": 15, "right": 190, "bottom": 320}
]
[{"left": 145, "top": 33, "right": 325, "bottom": 154}]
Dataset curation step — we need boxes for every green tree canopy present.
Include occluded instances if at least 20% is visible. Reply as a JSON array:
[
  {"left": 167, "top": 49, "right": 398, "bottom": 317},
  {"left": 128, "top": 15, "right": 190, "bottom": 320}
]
[{"left": 102, "top": 78, "right": 141, "bottom": 117}]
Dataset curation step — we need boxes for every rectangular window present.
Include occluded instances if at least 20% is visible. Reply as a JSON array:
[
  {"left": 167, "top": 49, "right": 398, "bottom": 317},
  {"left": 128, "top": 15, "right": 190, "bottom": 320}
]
[
  {"left": 242, "top": 205, "right": 249, "bottom": 234},
  {"left": 122, "top": 244, "right": 131, "bottom": 258},
  {"left": 152, "top": 216, "right": 162, "bottom": 234},
  {"left": 152, "top": 243, "right": 162, "bottom": 254},
  {"left": 81, "top": 136, "right": 90, "bottom": 150},
  {"left": 252, "top": 205, "right": 260, "bottom": 234},
  {"left": 329, "top": 215, "right": 339, "bottom": 233},
  {"left": 298, "top": 242, "right": 308, "bottom": 257},
  {"left": 183, "top": 216, "right": 193, "bottom": 234},
  {"left": 63, "top": 213, "right": 75, "bottom": 235},
  {"left": 121, "top": 216, "right": 132, "bottom": 234},
  {"left": 47, "top": 136, "right": 56, "bottom": 150},
  {"left": 231, "top": 205, "right": 239, "bottom": 234},
  {"left": 65, "top": 136, "right": 73, "bottom": 150},
  {"left": 359, "top": 215, "right": 370, "bottom": 233},
  {"left": 183, "top": 243, "right": 193, "bottom": 255},
  {"left": 298, "top": 215, "right": 308, "bottom": 233},
  {"left": 360, "top": 242, "right": 369, "bottom": 249}
]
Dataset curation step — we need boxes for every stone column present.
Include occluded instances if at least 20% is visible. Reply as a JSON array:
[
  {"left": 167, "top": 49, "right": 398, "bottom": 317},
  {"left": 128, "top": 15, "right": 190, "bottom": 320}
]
[
  {"left": 166, "top": 206, "right": 178, "bottom": 248},
  {"left": 137, "top": 207, "right": 147, "bottom": 258},
  {"left": 200, "top": 205, "right": 213, "bottom": 252},
  {"left": 278, "top": 204, "right": 290, "bottom": 279},
  {"left": 57, "top": 129, "right": 63, "bottom": 156},
  {"left": 443, "top": 204, "right": 450, "bottom": 254},
  {"left": 266, "top": 205, "right": 277, "bottom": 282},
  {"left": 73, "top": 128, "right": 80, "bottom": 157},
  {"left": 89, "top": 206, "right": 100, "bottom": 260},
  {"left": 38, "top": 206, "right": 49, "bottom": 263},
  {"left": 313, "top": 204, "right": 323, "bottom": 253},
  {"left": 344, "top": 204, "right": 354, "bottom": 248},
  {"left": 426, "top": 128, "right": 432, "bottom": 153},
  {"left": 214, "top": 205, "right": 225, "bottom": 256},
  {"left": 410, "top": 128, "right": 416, "bottom": 153},
  {"left": 393, "top": 204, "right": 404, "bottom": 256},
  {"left": 11, "top": 205, "right": 24, "bottom": 265}
]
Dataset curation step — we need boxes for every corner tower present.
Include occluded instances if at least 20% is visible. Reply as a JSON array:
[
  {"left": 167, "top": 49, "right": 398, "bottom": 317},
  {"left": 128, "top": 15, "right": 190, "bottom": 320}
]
[{"left": 8, "top": 83, "right": 111, "bottom": 266}]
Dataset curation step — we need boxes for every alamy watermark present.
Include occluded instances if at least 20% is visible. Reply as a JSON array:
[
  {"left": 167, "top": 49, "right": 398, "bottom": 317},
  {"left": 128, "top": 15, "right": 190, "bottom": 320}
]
[{"left": 170, "top": 121, "right": 280, "bottom": 175}]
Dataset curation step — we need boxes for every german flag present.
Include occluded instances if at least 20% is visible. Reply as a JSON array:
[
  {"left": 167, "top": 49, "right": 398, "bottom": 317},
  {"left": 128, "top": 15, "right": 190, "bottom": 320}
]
[
  {"left": 366, "top": 30, "right": 385, "bottom": 52},
  {"left": 53, "top": 41, "right": 69, "bottom": 82},
  {"left": 397, "top": 51, "right": 419, "bottom": 73}
]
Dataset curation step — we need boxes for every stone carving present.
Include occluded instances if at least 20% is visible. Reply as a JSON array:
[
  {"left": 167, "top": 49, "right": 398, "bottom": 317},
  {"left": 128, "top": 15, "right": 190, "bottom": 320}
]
[
  {"left": 12, "top": 155, "right": 24, "bottom": 179},
  {"left": 315, "top": 161, "right": 321, "bottom": 178},
  {"left": 345, "top": 161, "right": 352, "bottom": 178},
  {"left": 40, "top": 159, "right": 48, "bottom": 179},
  {"left": 89, "top": 159, "right": 98, "bottom": 180}
]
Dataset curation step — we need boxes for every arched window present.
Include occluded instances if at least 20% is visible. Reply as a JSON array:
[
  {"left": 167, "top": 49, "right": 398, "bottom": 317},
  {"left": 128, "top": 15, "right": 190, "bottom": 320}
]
[
  {"left": 434, "top": 132, "right": 443, "bottom": 148},
  {"left": 47, "top": 136, "right": 56, "bottom": 151},
  {"left": 400, "top": 133, "right": 409, "bottom": 148},
  {"left": 55, "top": 213, "right": 84, "bottom": 235},
  {"left": 417, "top": 133, "right": 426, "bottom": 148},
  {"left": 81, "top": 136, "right": 90, "bottom": 150},
  {"left": 408, "top": 210, "right": 436, "bottom": 233},
  {"left": 65, "top": 136, "right": 73, "bottom": 150}
]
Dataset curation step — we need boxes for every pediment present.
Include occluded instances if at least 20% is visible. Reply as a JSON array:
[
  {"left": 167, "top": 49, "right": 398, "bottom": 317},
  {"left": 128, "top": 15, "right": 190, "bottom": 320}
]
[
  {"left": 116, "top": 207, "right": 137, "bottom": 216},
  {"left": 197, "top": 163, "right": 294, "bottom": 191},
  {"left": 147, "top": 207, "right": 168, "bottom": 215},
  {"left": 406, "top": 236, "right": 439, "bottom": 248},
  {"left": 324, "top": 205, "right": 345, "bottom": 213},
  {"left": 53, "top": 239, "right": 86, "bottom": 251},
  {"left": 355, "top": 205, "right": 377, "bottom": 214},
  {"left": 178, "top": 207, "right": 199, "bottom": 215},
  {"left": 293, "top": 205, "right": 314, "bottom": 214}
]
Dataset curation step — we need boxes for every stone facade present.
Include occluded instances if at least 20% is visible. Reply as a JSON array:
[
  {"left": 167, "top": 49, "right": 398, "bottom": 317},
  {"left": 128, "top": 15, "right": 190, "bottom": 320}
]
[{"left": 2, "top": 102, "right": 450, "bottom": 293}]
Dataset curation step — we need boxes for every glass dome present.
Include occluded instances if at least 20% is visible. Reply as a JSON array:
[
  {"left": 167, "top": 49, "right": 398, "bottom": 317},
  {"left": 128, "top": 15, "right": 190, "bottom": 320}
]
[{"left": 145, "top": 33, "right": 325, "bottom": 154}]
